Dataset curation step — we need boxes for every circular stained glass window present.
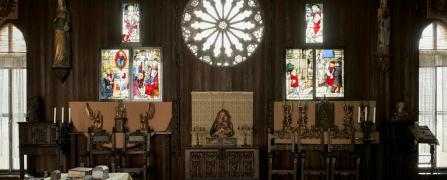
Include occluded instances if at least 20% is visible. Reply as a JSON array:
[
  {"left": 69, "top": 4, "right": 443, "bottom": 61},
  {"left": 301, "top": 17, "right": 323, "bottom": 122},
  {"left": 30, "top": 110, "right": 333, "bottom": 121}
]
[{"left": 181, "top": 0, "right": 264, "bottom": 66}]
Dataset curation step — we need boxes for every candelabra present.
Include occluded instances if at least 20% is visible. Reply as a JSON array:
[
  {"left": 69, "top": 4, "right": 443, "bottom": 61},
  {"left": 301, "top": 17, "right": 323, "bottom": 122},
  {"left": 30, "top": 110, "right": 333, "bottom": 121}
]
[
  {"left": 356, "top": 103, "right": 376, "bottom": 180},
  {"left": 192, "top": 126, "right": 206, "bottom": 146},
  {"left": 238, "top": 125, "right": 252, "bottom": 146}
]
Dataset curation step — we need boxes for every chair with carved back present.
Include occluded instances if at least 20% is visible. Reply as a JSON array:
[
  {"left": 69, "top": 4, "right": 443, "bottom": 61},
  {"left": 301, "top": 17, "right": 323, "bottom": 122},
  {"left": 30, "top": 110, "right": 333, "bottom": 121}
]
[
  {"left": 298, "top": 127, "right": 329, "bottom": 180},
  {"left": 267, "top": 128, "right": 298, "bottom": 180},
  {"left": 327, "top": 127, "right": 359, "bottom": 180},
  {"left": 118, "top": 130, "right": 151, "bottom": 180},
  {"left": 86, "top": 129, "right": 116, "bottom": 172}
]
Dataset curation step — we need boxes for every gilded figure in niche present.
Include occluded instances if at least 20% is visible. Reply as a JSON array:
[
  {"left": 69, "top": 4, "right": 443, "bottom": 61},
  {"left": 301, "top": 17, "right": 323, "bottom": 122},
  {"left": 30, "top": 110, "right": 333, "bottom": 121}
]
[{"left": 53, "top": 0, "right": 71, "bottom": 67}]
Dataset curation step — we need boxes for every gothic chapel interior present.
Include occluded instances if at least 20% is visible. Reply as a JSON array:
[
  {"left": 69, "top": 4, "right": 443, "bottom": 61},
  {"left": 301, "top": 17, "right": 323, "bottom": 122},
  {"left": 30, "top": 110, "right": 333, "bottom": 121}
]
[{"left": 0, "top": 0, "right": 446, "bottom": 179}]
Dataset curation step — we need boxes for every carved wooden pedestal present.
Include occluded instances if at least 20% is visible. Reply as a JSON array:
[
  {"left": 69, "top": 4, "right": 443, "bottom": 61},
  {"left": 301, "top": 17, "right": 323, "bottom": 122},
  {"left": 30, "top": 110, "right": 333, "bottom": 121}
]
[{"left": 185, "top": 147, "right": 259, "bottom": 180}]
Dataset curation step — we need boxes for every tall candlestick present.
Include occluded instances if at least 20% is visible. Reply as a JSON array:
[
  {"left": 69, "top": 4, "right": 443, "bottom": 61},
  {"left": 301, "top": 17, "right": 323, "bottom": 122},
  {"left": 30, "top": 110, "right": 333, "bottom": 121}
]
[
  {"left": 358, "top": 106, "right": 361, "bottom": 123},
  {"left": 61, "top": 107, "right": 64, "bottom": 123},
  {"left": 68, "top": 107, "right": 71, "bottom": 123},
  {"left": 365, "top": 107, "right": 368, "bottom": 121},
  {"left": 53, "top": 107, "right": 56, "bottom": 123},
  {"left": 373, "top": 107, "right": 376, "bottom": 123}
]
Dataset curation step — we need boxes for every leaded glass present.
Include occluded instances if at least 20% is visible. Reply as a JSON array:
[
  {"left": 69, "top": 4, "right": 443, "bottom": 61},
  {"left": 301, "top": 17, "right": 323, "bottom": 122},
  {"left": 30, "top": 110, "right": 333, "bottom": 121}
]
[
  {"left": 100, "top": 49, "right": 130, "bottom": 100},
  {"left": 181, "top": 0, "right": 264, "bottom": 66},
  {"left": 132, "top": 48, "right": 162, "bottom": 101},
  {"left": 285, "top": 49, "right": 314, "bottom": 100},
  {"left": 315, "top": 49, "right": 344, "bottom": 97},
  {"left": 305, "top": 3, "right": 323, "bottom": 43},
  {"left": 122, "top": 3, "right": 140, "bottom": 43}
]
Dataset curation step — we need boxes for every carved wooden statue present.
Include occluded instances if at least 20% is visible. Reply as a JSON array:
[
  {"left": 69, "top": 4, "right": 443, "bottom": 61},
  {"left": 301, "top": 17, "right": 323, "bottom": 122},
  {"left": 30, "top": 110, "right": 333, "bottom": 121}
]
[
  {"left": 53, "top": 0, "right": 71, "bottom": 81},
  {"left": 377, "top": 0, "right": 390, "bottom": 73},
  {"left": 140, "top": 102, "right": 155, "bottom": 131},
  {"left": 85, "top": 103, "right": 103, "bottom": 131}
]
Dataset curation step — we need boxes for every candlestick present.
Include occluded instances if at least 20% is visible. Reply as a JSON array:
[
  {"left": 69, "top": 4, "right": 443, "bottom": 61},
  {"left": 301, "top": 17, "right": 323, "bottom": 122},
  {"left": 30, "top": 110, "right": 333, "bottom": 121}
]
[
  {"left": 53, "top": 107, "right": 56, "bottom": 123},
  {"left": 365, "top": 107, "right": 368, "bottom": 121},
  {"left": 373, "top": 107, "right": 376, "bottom": 123},
  {"left": 69, "top": 107, "right": 71, "bottom": 123},
  {"left": 358, "top": 106, "right": 361, "bottom": 123},
  {"left": 61, "top": 107, "right": 64, "bottom": 123}
]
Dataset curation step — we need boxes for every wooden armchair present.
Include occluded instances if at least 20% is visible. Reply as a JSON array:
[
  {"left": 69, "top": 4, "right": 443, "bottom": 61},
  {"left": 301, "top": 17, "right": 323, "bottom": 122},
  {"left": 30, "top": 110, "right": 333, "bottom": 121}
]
[
  {"left": 267, "top": 128, "right": 298, "bottom": 180},
  {"left": 86, "top": 129, "right": 116, "bottom": 172},
  {"left": 298, "top": 128, "right": 329, "bottom": 180},
  {"left": 118, "top": 130, "right": 151, "bottom": 180},
  {"left": 327, "top": 128, "right": 359, "bottom": 180}
]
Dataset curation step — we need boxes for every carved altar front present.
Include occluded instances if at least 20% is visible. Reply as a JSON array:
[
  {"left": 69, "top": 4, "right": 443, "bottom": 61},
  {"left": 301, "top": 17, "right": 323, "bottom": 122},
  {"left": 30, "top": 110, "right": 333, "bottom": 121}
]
[{"left": 185, "top": 147, "right": 259, "bottom": 180}]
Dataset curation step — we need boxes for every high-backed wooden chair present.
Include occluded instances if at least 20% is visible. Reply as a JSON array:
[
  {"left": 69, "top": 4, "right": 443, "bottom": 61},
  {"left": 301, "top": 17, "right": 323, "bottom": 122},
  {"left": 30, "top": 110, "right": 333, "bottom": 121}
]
[
  {"left": 118, "top": 130, "right": 151, "bottom": 180},
  {"left": 267, "top": 128, "right": 298, "bottom": 180},
  {"left": 86, "top": 130, "right": 116, "bottom": 172},
  {"left": 327, "top": 128, "right": 359, "bottom": 180},
  {"left": 298, "top": 127, "right": 329, "bottom": 180}
]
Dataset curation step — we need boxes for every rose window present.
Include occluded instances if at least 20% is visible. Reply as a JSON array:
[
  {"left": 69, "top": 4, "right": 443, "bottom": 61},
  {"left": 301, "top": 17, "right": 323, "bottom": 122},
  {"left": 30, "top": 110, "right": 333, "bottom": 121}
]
[{"left": 181, "top": 0, "right": 264, "bottom": 66}]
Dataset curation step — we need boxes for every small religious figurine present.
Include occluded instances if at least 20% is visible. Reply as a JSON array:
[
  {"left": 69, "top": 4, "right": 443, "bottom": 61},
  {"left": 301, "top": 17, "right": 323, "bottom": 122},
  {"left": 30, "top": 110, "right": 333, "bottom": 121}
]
[
  {"left": 342, "top": 104, "right": 355, "bottom": 136},
  {"left": 114, "top": 102, "right": 128, "bottom": 132},
  {"left": 297, "top": 104, "right": 307, "bottom": 129},
  {"left": 210, "top": 109, "right": 235, "bottom": 138},
  {"left": 282, "top": 102, "right": 293, "bottom": 130},
  {"left": 140, "top": 102, "right": 155, "bottom": 131},
  {"left": 85, "top": 103, "right": 103, "bottom": 131},
  {"left": 391, "top": 102, "right": 410, "bottom": 122},
  {"left": 115, "top": 102, "right": 127, "bottom": 119}
]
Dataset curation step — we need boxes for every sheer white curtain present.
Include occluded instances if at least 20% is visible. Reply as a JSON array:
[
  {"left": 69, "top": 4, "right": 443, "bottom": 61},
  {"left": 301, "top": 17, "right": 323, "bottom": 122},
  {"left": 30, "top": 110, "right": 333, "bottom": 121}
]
[
  {"left": 12, "top": 68, "right": 26, "bottom": 169},
  {"left": 0, "top": 69, "right": 7, "bottom": 170},
  {"left": 419, "top": 50, "right": 447, "bottom": 167}
]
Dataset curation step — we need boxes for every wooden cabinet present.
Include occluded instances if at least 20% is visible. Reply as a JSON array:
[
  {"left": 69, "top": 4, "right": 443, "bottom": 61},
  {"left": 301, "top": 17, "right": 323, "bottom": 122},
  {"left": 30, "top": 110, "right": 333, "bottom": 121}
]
[
  {"left": 185, "top": 147, "right": 259, "bottom": 180},
  {"left": 18, "top": 122, "right": 65, "bottom": 180}
]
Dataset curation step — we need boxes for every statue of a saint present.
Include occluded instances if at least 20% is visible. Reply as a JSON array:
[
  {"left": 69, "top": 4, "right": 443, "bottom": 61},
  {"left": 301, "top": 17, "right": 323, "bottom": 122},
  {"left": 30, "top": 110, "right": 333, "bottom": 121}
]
[
  {"left": 209, "top": 109, "right": 235, "bottom": 138},
  {"left": 140, "top": 103, "right": 155, "bottom": 131},
  {"left": 85, "top": 103, "right": 103, "bottom": 131},
  {"left": 53, "top": 0, "right": 71, "bottom": 67}
]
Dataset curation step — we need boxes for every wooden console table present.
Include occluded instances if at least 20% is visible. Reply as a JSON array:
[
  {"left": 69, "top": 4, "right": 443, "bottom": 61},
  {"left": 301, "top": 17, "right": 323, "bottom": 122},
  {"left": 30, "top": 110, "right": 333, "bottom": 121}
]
[
  {"left": 18, "top": 122, "right": 64, "bottom": 180},
  {"left": 185, "top": 147, "right": 259, "bottom": 180}
]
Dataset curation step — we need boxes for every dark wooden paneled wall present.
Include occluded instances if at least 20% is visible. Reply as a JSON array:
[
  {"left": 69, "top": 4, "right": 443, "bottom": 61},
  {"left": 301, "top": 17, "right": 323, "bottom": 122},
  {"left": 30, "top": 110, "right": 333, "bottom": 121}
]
[{"left": 6, "top": 0, "right": 430, "bottom": 179}]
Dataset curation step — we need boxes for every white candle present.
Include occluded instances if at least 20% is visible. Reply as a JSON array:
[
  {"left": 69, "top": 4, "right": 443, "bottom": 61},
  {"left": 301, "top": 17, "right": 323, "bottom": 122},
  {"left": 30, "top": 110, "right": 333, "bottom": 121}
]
[
  {"left": 358, "top": 106, "right": 361, "bottom": 123},
  {"left": 53, "top": 107, "right": 56, "bottom": 123},
  {"left": 61, "top": 107, "right": 64, "bottom": 123},
  {"left": 365, "top": 107, "right": 368, "bottom": 121},
  {"left": 69, "top": 107, "right": 71, "bottom": 123},
  {"left": 373, "top": 107, "right": 376, "bottom": 123}
]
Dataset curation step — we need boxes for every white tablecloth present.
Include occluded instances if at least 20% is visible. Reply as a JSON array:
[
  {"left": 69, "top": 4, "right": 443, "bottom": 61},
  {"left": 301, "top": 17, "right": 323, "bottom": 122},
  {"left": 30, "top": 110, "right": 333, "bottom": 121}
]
[{"left": 43, "top": 173, "right": 132, "bottom": 180}]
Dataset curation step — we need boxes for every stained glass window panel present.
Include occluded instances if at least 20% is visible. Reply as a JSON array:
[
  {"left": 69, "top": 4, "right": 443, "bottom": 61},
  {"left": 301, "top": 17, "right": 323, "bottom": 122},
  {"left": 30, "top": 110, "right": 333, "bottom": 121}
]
[
  {"left": 305, "top": 3, "right": 323, "bottom": 43},
  {"left": 122, "top": 3, "right": 140, "bottom": 43},
  {"left": 315, "top": 49, "right": 344, "bottom": 97},
  {"left": 100, "top": 49, "right": 130, "bottom": 100},
  {"left": 285, "top": 49, "right": 314, "bottom": 100},
  {"left": 181, "top": 0, "right": 264, "bottom": 66},
  {"left": 132, "top": 48, "right": 162, "bottom": 101}
]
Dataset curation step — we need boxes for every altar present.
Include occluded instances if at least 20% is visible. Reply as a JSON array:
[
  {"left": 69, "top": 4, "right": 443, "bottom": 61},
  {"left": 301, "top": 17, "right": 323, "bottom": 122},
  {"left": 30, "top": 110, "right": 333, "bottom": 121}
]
[{"left": 44, "top": 173, "right": 132, "bottom": 180}]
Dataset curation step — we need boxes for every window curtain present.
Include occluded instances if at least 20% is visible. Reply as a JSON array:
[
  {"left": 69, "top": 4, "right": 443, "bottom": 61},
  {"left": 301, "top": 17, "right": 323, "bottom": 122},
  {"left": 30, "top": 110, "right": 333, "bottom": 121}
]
[
  {"left": 0, "top": 69, "right": 6, "bottom": 170},
  {"left": 0, "top": 52, "right": 26, "bottom": 170},
  {"left": 419, "top": 50, "right": 447, "bottom": 167}
]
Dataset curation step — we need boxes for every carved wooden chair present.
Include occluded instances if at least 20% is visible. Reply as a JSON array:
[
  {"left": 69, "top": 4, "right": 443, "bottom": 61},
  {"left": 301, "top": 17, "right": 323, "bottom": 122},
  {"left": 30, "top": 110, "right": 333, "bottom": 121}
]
[
  {"left": 267, "top": 128, "right": 298, "bottom": 180},
  {"left": 298, "top": 127, "right": 329, "bottom": 180},
  {"left": 327, "top": 128, "right": 359, "bottom": 180},
  {"left": 118, "top": 130, "right": 151, "bottom": 180},
  {"left": 86, "top": 129, "right": 116, "bottom": 172}
]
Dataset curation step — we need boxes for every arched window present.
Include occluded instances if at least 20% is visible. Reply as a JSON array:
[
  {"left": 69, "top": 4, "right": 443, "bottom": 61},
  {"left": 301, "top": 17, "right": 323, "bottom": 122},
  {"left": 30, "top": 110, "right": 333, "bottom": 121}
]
[
  {"left": 0, "top": 24, "right": 26, "bottom": 172},
  {"left": 418, "top": 22, "right": 447, "bottom": 168}
]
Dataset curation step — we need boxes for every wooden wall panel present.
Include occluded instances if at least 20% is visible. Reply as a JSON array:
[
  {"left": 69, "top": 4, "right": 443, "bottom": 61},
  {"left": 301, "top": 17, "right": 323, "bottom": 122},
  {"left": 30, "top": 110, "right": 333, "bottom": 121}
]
[{"left": 7, "top": 0, "right": 430, "bottom": 179}]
